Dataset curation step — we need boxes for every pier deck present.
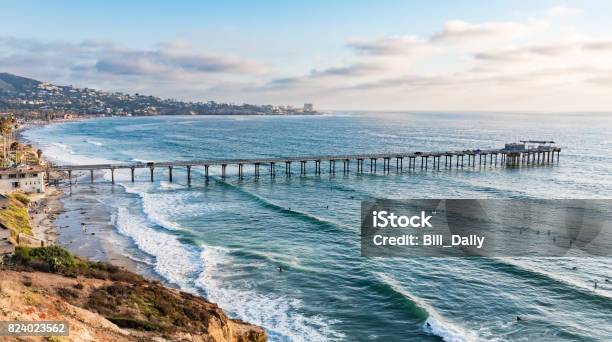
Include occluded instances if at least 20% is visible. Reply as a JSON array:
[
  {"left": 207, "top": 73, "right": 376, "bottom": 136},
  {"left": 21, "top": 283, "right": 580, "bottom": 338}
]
[{"left": 48, "top": 145, "right": 561, "bottom": 184}]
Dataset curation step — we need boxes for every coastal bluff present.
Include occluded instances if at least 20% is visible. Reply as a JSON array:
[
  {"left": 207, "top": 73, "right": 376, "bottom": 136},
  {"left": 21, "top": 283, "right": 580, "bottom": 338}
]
[{"left": 0, "top": 246, "right": 267, "bottom": 342}]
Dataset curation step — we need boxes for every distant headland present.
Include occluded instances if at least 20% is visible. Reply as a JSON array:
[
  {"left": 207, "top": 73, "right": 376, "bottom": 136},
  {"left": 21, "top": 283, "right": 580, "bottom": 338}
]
[{"left": 0, "top": 72, "right": 319, "bottom": 119}]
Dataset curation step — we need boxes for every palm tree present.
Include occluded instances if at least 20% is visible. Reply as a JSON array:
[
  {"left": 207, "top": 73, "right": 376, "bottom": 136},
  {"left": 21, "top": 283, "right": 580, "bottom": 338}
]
[{"left": 0, "top": 115, "right": 17, "bottom": 166}]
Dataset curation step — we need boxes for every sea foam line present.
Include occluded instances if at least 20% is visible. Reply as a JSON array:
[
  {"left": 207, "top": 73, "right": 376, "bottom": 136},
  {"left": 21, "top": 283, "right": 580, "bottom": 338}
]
[
  {"left": 375, "top": 272, "right": 479, "bottom": 342},
  {"left": 196, "top": 246, "right": 346, "bottom": 342},
  {"left": 112, "top": 206, "right": 200, "bottom": 291}
]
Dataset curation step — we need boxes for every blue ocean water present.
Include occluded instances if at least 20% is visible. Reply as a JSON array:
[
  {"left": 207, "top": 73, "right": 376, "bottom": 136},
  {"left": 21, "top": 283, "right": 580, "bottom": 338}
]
[{"left": 22, "top": 112, "right": 612, "bottom": 341}]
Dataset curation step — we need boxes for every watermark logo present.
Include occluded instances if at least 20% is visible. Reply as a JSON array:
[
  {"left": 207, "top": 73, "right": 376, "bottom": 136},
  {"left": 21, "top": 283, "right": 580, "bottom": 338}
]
[{"left": 361, "top": 199, "right": 612, "bottom": 257}]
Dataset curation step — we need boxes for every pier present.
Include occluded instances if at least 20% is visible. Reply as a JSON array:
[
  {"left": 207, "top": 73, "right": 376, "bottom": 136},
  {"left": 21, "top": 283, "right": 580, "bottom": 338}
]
[{"left": 49, "top": 142, "right": 561, "bottom": 184}]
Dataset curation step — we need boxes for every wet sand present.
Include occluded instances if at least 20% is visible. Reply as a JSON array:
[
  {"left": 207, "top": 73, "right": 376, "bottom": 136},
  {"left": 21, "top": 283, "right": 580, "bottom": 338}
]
[
  {"left": 28, "top": 186, "right": 65, "bottom": 245},
  {"left": 50, "top": 174, "right": 159, "bottom": 279}
]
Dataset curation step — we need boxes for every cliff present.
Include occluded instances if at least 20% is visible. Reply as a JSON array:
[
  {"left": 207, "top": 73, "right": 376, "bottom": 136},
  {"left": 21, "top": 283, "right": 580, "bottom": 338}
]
[{"left": 0, "top": 246, "right": 267, "bottom": 342}]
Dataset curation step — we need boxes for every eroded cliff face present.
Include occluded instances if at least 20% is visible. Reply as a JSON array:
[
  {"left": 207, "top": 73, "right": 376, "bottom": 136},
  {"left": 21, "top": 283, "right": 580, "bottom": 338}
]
[{"left": 0, "top": 266, "right": 266, "bottom": 342}]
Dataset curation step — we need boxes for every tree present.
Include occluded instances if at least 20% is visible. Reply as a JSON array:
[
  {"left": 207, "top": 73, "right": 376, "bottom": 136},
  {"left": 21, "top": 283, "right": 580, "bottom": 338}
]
[{"left": 0, "top": 115, "right": 17, "bottom": 166}]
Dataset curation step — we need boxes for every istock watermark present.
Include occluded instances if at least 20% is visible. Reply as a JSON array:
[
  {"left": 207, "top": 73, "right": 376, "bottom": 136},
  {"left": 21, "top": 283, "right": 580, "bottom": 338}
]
[{"left": 361, "top": 199, "right": 612, "bottom": 257}]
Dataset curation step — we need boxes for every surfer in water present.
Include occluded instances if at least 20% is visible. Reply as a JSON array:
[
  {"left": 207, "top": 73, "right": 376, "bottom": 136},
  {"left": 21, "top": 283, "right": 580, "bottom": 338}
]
[
  {"left": 278, "top": 265, "right": 282, "bottom": 273},
  {"left": 516, "top": 316, "right": 522, "bottom": 321}
]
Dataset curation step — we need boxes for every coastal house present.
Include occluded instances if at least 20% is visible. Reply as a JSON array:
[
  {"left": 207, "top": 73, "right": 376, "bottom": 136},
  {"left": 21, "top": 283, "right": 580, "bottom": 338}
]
[{"left": 0, "top": 166, "right": 46, "bottom": 194}]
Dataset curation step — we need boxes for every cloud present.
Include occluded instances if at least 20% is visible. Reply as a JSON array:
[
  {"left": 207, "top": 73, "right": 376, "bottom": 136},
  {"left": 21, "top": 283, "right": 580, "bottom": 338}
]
[
  {"left": 0, "top": 37, "right": 267, "bottom": 96},
  {"left": 430, "top": 19, "right": 548, "bottom": 43},
  {"left": 474, "top": 40, "right": 612, "bottom": 63},
  {"left": 546, "top": 5, "right": 583, "bottom": 18},
  {"left": 94, "top": 50, "right": 265, "bottom": 76},
  {"left": 348, "top": 36, "right": 427, "bottom": 55}
]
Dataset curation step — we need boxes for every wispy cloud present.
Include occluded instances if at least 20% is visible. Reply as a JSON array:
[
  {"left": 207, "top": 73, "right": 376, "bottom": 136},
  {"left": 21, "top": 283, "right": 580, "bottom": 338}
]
[
  {"left": 0, "top": 37, "right": 267, "bottom": 96},
  {"left": 430, "top": 19, "right": 548, "bottom": 43},
  {"left": 546, "top": 5, "right": 583, "bottom": 18}
]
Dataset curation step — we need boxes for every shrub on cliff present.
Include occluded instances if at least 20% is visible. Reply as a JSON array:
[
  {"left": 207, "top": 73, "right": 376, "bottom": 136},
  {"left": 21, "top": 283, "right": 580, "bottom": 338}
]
[
  {"left": 0, "top": 193, "right": 33, "bottom": 238},
  {"left": 7, "top": 246, "right": 148, "bottom": 283},
  {"left": 11, "top": 192, "right": 30, "bottom": 206},
  {"left": 11, "top": 245, "right": 82, "bottom": 271}
]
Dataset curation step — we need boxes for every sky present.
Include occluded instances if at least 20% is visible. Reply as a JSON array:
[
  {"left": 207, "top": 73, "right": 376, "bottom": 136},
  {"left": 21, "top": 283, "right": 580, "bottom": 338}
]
[{"left": 2, "top": 0, "right": 612, "bottom": 111}]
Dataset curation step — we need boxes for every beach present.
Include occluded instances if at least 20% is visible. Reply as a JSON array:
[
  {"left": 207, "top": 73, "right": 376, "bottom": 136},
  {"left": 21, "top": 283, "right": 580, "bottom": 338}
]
[
  {"left": 28, "top": 186, "right": 64, "bottom": 245},
  {"left": 18, "top": 121, "right": 145, "bottom": 275}
]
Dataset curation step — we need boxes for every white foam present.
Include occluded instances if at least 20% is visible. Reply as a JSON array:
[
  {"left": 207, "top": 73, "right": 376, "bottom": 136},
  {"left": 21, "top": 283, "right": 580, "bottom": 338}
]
[
  {"left": 85, "top": 139, "right": 104, "bottom": 146},
  {"left": 120, "top": 184, "right": 189, "bottom": 231},
  {"left": 131, "top": 157, "right": 152, "bottom": 163},
  {"left": 159, "top": 181, "right": 184, "bottom": 190},
  {"left": 23, "top": 128, "right": 117, "bottom": 167},
  {"left": 196, "top": 246, "right": 345, "bottom": 341},
  {"left": 376, "top": 273, "right": 479, "bottom": 342},
  {"left": 112, "top": 206, "right": 199, "bottom": 290}
]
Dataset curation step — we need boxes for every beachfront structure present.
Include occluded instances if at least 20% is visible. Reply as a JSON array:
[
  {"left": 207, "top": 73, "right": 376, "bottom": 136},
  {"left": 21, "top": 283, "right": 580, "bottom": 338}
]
[
  {"left": 0, "top": 166, "right": 46, "bottom": 194},
  {"left": 51, "top": 141, "right": 561, "bottom": 184},
  {"left": 304, "top": 103, "right": 314, "bottom": 112}
]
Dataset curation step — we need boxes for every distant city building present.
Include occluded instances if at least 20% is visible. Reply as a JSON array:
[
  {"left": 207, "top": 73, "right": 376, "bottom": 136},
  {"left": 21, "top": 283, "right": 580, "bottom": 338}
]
[
  {"left": 0, "top": 166, "right": 46, "bottom": 194},
  {"left": 304, "top": 103, "right": 314, "bottom": 112}
]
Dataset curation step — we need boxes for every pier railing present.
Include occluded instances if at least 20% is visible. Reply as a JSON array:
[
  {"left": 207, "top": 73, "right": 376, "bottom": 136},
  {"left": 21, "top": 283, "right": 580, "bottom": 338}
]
[{"left": 48, "top": 146, "right": 561, "bottom": 184}]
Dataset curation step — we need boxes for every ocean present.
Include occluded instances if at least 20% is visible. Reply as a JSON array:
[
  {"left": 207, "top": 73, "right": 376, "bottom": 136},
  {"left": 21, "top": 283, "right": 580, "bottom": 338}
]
[{"left": 22, "top": 112, "right": 612, "bottom": 341}]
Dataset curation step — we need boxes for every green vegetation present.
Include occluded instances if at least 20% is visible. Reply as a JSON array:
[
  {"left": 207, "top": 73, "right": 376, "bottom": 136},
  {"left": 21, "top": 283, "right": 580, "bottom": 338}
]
[
  {"left": 8, "top": 246, "right": 143, "bottom": 281},
  {"left": 86, "top": 282, "right": 215, "bottom": 333},
  {"left": 12, "top": 192, "right": 30, "bottom": 206},
  {"left": 105, "top": 316, "right": 160, "bottom": 331},
  {"left": 0, "top": 115, "right": 17, "bottom": 165},
  {"left": 12, "top": 245, "right": 83, "bottom": 270},
  {"left": 0, "top": 192, "right": 33, "bottom": 239}
]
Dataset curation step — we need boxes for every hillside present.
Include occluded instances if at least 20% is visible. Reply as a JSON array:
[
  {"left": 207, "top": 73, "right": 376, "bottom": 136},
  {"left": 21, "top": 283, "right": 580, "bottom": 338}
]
[
  {"left": 0, "top": 246, "right": 267, "bottom": 341},
  {"left": 0, "top": 73, "right": 41, "bottom": 93},
  {"left": 0, "top": 72, "right": 316, "bottom": 117}
]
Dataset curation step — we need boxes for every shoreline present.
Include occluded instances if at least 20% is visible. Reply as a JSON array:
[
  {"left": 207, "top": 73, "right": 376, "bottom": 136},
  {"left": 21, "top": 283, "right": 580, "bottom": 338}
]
[
  {"left": 27, "top": 185, "right": 64, "bottom": 245},
  {"left": 17, "top": 122, "right": 145, "bottom": 274}
]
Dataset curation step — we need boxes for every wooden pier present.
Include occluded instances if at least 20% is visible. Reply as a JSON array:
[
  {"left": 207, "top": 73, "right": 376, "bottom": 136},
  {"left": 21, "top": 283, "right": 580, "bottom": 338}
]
[{"left": 48, "top": 142, "right": 561, "bottom": 184}]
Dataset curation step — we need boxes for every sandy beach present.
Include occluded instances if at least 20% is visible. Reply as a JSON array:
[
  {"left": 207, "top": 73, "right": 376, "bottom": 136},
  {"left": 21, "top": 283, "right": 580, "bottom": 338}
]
[
  {"left": 28, "top": 185, "right": 64, "bottom": 245},
  {"left": 18, "top": 123, "right": 146, "bottom": 275}
]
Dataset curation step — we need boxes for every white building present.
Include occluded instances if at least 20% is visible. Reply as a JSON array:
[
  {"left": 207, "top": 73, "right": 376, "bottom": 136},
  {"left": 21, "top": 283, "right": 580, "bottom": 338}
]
[{"left": 0, "top": 166, "right": 46, "bottom": 194}]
